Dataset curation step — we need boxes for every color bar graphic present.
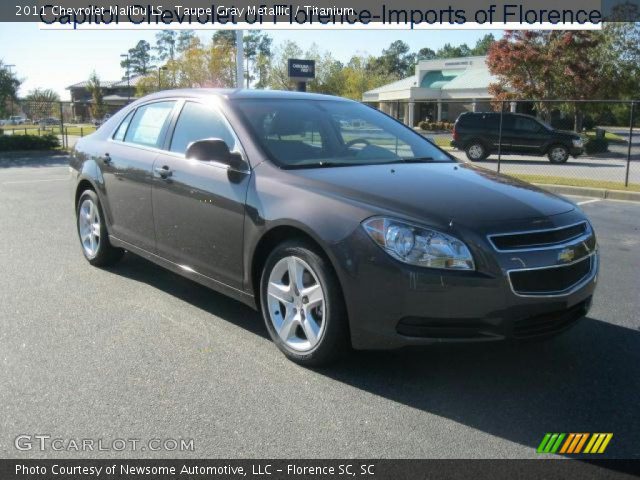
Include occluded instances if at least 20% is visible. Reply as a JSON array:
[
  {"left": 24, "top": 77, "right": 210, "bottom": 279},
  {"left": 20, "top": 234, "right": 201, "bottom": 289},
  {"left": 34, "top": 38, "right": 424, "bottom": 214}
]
[{"left": 538, "top": 433, "right": 613, "bottom": 454}]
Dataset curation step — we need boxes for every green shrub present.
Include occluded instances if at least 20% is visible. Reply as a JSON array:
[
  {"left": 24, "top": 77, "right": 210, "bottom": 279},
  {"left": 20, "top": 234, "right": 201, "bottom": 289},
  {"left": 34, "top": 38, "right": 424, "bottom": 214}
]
[
  {"left": 416, "top": 121, "right": 454, "bottom": 131},
  {"left": 584, "top": 137, "right": 609, "bottom": 154},
  {"left": 0, "top": 133, "right": 60, "bottom": 151}
]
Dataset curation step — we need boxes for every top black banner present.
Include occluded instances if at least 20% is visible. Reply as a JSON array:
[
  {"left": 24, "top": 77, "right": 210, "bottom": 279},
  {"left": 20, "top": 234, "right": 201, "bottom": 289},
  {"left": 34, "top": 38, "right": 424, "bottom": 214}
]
[{"left": 2, "top": 0, "right": 640, "bottom": 25}]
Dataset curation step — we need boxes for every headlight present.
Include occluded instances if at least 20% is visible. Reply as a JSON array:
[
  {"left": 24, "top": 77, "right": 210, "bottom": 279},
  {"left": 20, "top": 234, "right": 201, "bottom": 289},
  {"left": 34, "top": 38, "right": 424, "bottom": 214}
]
[
  {"left": 572, "top": 138, "right": 583, "bottom": 148},
  {"left": 362, "top": 217, "right": 475, "bottom": 270}
]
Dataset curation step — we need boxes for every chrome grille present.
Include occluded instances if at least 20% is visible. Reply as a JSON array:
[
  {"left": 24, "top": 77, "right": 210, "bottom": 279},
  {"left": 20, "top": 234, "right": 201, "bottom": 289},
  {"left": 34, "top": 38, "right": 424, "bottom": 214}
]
[
  {"left": 489, "top": 221, "right": 589, "bottom": 251},
  {"left": 508, "top": 254, "right": 595, "bottom": 296}
]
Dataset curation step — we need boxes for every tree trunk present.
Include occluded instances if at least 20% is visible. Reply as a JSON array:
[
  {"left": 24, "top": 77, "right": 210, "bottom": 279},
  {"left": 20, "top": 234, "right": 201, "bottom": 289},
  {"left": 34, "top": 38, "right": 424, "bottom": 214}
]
[{"left": 574, "top": 107, "right": 584, "bottom": 132}]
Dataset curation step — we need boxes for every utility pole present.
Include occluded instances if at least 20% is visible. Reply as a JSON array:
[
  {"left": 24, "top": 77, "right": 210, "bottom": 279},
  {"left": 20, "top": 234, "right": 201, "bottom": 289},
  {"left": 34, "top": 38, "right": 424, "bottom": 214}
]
[
  {"left": 157, "top": 66, "right": 167, "bottom": 91},
  {"left": 6, "top": 64, "right": 16, "bottom": 116},
  {"left": 235, "top": 30, "right": 244, "bottom": 89}
]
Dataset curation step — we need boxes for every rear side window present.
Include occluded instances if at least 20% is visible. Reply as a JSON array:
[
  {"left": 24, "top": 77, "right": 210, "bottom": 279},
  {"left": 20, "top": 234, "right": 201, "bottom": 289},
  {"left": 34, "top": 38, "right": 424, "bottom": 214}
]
[
  {"left": 458, "top": 113, "right": 499, "bottom": 128},
  {"left": 513, "top": 116, "right": 542, "bottom": 132},
  {"left": 169, "top": 102, "right": 237, "bottom": 154},
  {"left": 124, "top": 101, "right": 175, "bottom": 147},
  {"left": 112, "top": 110, "right": 134, "bottom": 141}
]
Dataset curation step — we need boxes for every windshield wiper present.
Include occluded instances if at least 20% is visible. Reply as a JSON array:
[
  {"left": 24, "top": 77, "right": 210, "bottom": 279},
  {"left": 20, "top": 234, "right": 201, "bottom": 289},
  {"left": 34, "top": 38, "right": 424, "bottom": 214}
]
[
  {"left": 286, "top": 161, "right": 361, "bottom": 169},
  {"left": 400, "top": 157, "right": 435, "bottom": 163}
]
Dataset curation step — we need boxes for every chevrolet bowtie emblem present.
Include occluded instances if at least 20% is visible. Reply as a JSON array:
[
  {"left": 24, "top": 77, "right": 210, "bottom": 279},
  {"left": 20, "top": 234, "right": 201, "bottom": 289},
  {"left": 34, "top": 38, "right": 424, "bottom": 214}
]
[{"left": 558, "top": 248, "right": 576, "bottom": 263}]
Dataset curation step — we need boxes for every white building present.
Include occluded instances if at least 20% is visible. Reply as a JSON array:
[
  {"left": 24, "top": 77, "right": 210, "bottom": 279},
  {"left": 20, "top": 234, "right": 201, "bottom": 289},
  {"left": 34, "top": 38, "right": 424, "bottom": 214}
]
[{"left": 363, "top": 56, "right": 498, "bottom": 126}]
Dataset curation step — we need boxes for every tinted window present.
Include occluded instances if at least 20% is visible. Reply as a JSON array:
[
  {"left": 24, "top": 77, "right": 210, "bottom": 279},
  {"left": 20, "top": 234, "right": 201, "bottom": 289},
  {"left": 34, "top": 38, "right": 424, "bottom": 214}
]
[
  {"left": 235, "top": 99, "right": 450, "bottom": 168},
  {"left": 113, "top": 110, "right": 134, "bottom": 141},
  {"left": 124, "top": 101, "right": 175, "bottom": 147},
  {"left": 170, "top": 102, "right": 237, "bottom": 154},
  {"left": 513, "top": 117, "right": 542, "bottom": 132},
  {"left": 458, "top": 113, "right": 499, "bottom": 128}
]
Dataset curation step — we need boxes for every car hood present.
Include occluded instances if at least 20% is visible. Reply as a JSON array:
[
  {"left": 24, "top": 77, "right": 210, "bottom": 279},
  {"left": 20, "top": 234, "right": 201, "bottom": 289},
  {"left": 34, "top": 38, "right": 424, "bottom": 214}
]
[
  {"left": 289, "top": 162, "right": 575, "bottom": 230},
  {"left": 553, "top": 129, "right": 581, "bottom": 138}
]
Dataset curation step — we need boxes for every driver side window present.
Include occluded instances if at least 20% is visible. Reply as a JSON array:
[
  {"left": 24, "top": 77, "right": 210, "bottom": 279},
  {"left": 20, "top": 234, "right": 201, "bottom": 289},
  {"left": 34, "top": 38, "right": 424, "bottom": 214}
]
[
  {"left": 514, "top": 117, "right": 541, "bottom": 133},
  {"left": 169, "top": 102, "right": 237, "bottom": 154}
]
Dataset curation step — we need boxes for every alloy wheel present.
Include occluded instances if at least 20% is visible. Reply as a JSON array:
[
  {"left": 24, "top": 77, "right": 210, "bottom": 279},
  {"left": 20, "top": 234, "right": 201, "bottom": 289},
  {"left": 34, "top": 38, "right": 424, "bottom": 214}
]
[
  {"left": 266, "top": 256, "right": 326, "bottom": 352},
  {"left": 468, "top": 144, "right": 484, "bottom": 160},
  {"left": 78, "top": 198, "right": 101, "bottom": 258},
  {"left": 550, "top": 147, "right": 568, "bottom": 163}
]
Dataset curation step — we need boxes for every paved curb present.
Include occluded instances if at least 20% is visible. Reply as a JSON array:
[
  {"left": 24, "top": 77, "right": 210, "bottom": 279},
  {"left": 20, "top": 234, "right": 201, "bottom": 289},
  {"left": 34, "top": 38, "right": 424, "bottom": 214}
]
[
  {"left": 0, "top": 149, "right": 68, "bottom": 159},
  {"left": 534, "top": 183, "right": 640, "bottom": 202}
]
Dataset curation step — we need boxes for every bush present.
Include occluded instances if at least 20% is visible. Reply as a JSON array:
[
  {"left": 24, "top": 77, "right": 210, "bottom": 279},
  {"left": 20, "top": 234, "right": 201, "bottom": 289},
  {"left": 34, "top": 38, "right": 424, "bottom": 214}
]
[
  {"left": 417, "top": 121, "right": 454, "bottom": 131},
  {"left": 0, "top": 133, "right": 60, "bottom": 151},
  {"left": 584, "top": 137, "right": 609, "bottom": 154}
]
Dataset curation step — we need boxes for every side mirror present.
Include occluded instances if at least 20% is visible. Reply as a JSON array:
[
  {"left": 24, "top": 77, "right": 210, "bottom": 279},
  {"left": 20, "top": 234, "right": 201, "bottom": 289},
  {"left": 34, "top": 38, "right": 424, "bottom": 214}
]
[{"left": 185, "top": 138, "right": 245, "bottom": 171}]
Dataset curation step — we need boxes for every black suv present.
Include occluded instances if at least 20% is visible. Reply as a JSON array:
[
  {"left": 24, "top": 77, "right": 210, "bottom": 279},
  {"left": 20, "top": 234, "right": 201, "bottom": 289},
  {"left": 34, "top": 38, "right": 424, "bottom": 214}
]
[{"left": 452, "top": 112, "right": 584, "bottom": 163}]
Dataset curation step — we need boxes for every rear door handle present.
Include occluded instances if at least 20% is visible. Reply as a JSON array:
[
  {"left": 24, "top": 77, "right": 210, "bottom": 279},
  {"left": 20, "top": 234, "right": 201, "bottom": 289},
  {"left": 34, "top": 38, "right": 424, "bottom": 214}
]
[{"left": 154, "top": 166, "right": 172, "bottom": 178}]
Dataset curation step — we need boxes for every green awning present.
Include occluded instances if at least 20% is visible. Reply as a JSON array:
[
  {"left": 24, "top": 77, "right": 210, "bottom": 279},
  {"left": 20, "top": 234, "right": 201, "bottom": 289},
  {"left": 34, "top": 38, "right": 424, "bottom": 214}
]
[{"left": 420, "top": 70, "right": 463, "bottom": 89}]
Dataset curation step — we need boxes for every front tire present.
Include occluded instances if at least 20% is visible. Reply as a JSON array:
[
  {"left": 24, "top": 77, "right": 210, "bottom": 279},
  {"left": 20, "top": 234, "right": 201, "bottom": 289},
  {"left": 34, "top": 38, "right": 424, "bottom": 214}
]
[
  {"left": 465, "top": 141, "right": 488, "bottom": 161},
  {"left": 76, "top": 190, "right": 124, "bottom": 267},
  {"left": 260, "top": 240, "right": 349, "bottom": 366},
  {"left": 547, "top": 145, "right": 569, "bottom": 164}
]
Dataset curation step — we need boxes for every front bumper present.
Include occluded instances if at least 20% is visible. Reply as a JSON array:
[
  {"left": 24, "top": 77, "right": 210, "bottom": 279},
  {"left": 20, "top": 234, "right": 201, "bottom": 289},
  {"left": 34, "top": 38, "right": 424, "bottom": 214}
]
[
  {"left": 570, "top": 147, "right": 584, "bottom": 157},
  {"left": 330, "top": 214, "right": 598, "bottom": 350}
]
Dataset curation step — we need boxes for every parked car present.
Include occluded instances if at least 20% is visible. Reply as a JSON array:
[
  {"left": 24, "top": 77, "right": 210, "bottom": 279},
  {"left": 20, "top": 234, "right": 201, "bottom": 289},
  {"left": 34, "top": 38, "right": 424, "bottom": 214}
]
[
  {"left": 70, "top": 90, "right": 598, "bottom": 366},
  {"left": 9, "top": 115, "right": 27, "bottom": 125},
  {"left": 93, "top": 114, "right": 111, "bottom": 126},
  {"left": 39, "top": 117, "right": 61, "bottom": 127},
  {"left": 451, "top": 112, "right": 584, "bottom": 163}
]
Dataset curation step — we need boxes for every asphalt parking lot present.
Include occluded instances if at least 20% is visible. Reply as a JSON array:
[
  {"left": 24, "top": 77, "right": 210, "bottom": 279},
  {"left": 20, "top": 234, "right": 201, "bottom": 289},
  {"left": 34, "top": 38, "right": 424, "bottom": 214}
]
[{"left": 1, "top": 154, "right": 639, "bottom": 459}]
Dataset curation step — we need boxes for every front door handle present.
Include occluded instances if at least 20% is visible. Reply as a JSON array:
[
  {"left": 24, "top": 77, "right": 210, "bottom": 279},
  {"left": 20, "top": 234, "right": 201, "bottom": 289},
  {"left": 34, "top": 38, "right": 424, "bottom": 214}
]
[{"left": 154, "top": 166, "right": 172, "bottom": 178}]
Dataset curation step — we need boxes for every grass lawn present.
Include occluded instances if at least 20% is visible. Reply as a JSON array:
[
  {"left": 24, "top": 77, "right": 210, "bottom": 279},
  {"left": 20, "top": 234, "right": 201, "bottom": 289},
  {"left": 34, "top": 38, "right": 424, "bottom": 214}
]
[
  {"left": 584, "top": 130, "right": 627, "bottom": 143},
  {"left": 0, "top": 125, "right": 96, "bottom": 137},
  {"left": 509, "top": 173, "right": 640, "bottom": 192},
  {"left": 431, "top": 136, "right": 453, "bottom": 148}
]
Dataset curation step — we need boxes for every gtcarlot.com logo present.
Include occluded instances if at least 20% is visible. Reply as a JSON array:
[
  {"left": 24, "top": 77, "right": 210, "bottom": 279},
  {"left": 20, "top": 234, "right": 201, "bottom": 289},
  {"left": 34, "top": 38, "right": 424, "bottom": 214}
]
[
  {"left": 537, "top": 433, "right": 613, "bottom": 454},
  {"left": 15, "top": 435, "right": 195, "bottom": 452}
]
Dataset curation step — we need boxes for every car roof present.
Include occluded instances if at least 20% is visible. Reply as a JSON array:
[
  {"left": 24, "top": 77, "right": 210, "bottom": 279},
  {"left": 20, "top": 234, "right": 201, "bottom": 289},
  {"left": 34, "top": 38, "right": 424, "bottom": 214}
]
[
  {"left": 137, "top": 88, "right": 353, "bottom": 103},
  {"left": 462, "top": 111, "right": 535, "bottom": 118}
]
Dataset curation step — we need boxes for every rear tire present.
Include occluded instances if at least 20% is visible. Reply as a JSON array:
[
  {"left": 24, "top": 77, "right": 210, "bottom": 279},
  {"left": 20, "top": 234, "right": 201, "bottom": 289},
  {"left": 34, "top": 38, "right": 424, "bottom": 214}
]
[
  {"left": 76, "top": 189, "right": 124, "bottom": 267},
  {"left": 547, "top": 145, "right": 569, "bottom": 164},
  {"left": 260, "top": 240, "right": 349, "bottom": 367},
  {"left": 465, "top": 141, "right": 488, "bottom": 161}
]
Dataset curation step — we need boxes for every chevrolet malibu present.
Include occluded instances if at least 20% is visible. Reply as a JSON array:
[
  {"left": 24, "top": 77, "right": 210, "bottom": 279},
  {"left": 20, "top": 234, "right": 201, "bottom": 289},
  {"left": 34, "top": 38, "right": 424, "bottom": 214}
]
[{"left": 70, "top": 90, "right": 598, "bottom": 366}]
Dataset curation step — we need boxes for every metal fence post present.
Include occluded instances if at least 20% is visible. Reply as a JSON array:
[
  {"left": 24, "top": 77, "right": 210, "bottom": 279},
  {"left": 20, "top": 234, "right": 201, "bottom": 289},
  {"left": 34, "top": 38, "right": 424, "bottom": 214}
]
[
  {"left": 497, "top": 101, "right": 504, "bottom": 173},
  {"left": 625, "top": 101, "right": 635, "bottom": 187},
  {"left": 58, "top": 101, "right": 66, "bottom": 149}
]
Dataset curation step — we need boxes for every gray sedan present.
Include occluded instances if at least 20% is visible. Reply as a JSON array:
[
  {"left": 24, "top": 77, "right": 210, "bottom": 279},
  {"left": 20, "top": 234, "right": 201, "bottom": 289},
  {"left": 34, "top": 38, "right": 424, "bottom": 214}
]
[{"left": 70, "top": 89, "right": 598, "bottom": 366}]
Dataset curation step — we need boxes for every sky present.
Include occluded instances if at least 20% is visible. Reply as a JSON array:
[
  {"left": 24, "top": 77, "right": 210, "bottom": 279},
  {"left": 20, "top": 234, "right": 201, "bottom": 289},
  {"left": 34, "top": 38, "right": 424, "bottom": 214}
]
[{"left": 0, "top": 24, "right": 503, "bottom": 100}]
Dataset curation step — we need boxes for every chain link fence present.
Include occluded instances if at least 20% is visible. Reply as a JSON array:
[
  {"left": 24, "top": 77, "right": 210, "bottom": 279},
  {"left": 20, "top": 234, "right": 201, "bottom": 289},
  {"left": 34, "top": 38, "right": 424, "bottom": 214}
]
[
  {"left": 2, "top": 97, "right": 638, "bottom": 191},
  {"left": 371, "top": 99, "right": 639, "bottom": 191},
  {"left": 1, "top": 99, "right": 132, "bottom": 150}
]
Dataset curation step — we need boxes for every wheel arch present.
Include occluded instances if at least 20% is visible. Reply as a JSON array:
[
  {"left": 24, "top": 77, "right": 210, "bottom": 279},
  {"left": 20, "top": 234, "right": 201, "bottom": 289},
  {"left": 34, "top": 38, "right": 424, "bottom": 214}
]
[
  {"left": 250, "top": 224, "right": 346, "bottom": 314},
  {"left": 464, "top": 136, "right": 490, "bottom": 150},
  {"left": 75, "top": 178, "right": 96, "bottom": 208},
  {"left": 545, "top": 142, "right": 570, "bottom": 154}
]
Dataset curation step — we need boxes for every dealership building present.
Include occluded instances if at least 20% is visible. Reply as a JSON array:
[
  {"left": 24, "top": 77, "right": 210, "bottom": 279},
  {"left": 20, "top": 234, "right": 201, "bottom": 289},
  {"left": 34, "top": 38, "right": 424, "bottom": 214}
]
[
  {"left": 66, "top": 76, "right": 143, "bottom": 122},
  {"left": 363, "top": 56, "right": 498, "bottom": 126}
]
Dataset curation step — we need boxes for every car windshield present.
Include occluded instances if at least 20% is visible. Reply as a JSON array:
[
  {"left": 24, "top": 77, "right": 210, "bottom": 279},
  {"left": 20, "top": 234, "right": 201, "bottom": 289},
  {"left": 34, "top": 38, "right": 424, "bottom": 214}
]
[{"left": 233, "top": 99, "right": 452, "bottom": 168}]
